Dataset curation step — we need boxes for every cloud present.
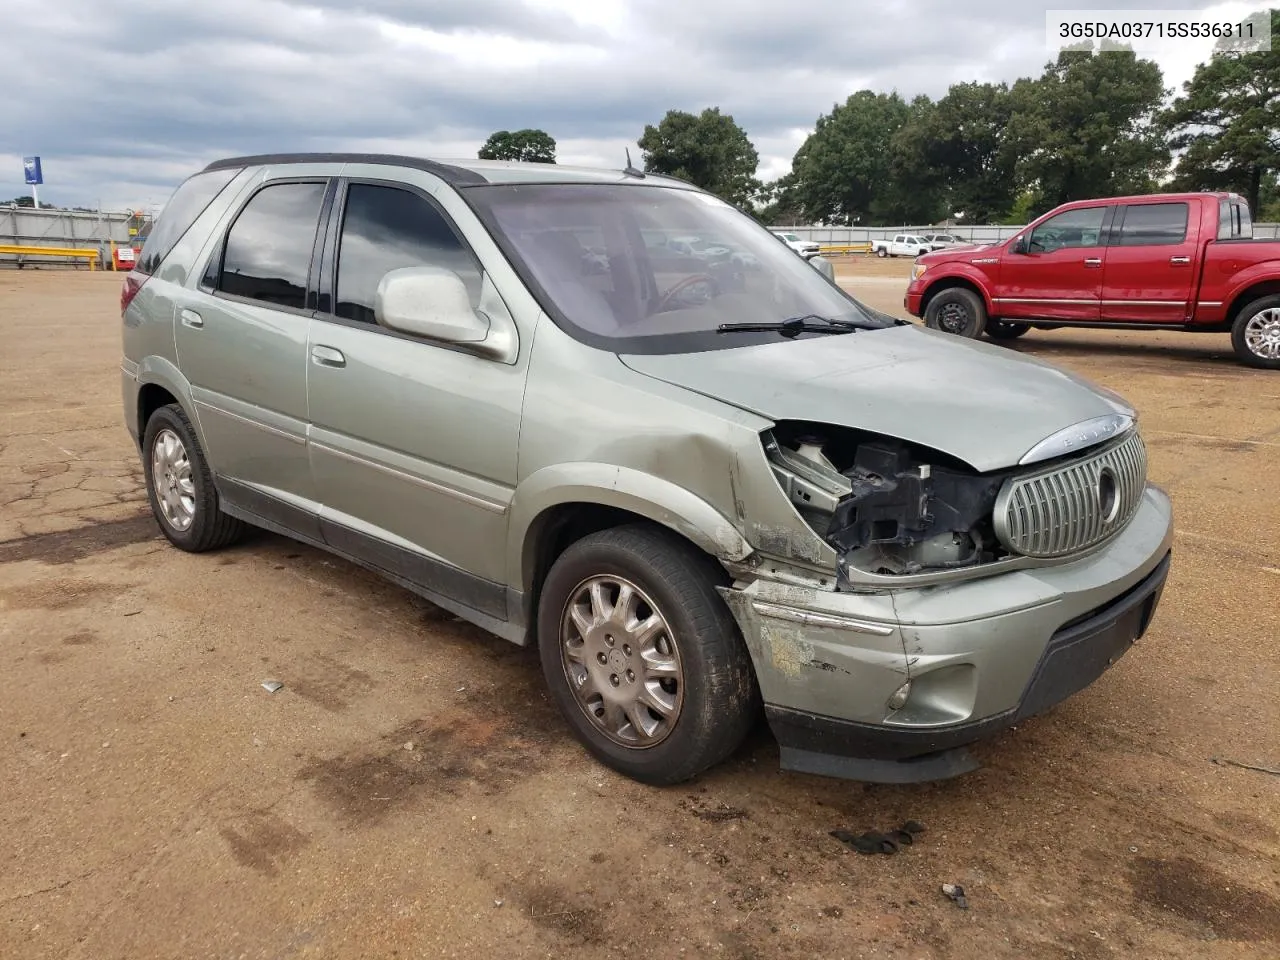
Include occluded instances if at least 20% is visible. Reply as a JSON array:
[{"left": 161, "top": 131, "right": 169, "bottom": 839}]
[{"left": 0, "top": 0, "right": 1239, "bottom": 210}]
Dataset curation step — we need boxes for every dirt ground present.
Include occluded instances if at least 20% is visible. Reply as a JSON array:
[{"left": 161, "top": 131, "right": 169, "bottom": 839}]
[{"left": 1, "top": 269, "right": 1278, "bottom": 960}]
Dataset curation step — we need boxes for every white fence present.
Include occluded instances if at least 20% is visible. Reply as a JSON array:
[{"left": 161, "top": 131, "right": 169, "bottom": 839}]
[
  {"left": 0, "top": 205, "right": 139, "bottom": 268},
  {"left": 776, "top": 223, "right": 1280, "bottom": 244}
]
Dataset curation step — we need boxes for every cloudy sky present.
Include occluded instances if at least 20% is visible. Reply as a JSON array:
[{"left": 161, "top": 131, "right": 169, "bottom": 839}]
[{"left": 0, "top": 0, "right": 1266, "bottom": 212}]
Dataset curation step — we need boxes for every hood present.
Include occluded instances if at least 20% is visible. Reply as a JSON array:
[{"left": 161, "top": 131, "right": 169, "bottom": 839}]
[
  {"left": 918, "top": 243, "right": 992, "bottom": 264},
  {"left": 619, "top": 324, "right": 1132, "bottom": 473}
]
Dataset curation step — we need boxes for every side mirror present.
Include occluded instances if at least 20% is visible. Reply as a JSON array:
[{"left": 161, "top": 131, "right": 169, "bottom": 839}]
[
  {"left": 375, "top": 266, "right": 490, "bottom": 343},
  {"left": 1010, "top": 234, "right": 1028, "bottom": 255}
]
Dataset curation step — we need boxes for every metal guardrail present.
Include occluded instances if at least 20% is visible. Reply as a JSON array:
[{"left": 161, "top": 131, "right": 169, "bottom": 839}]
[
  {"left": 0, "top": 244, "right": 101, "bottom": 269},
  {"left": 818, "top": 243, "right": 873, "bottom": 255}
]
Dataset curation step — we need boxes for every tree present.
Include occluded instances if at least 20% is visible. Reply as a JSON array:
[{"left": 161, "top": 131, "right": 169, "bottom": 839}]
[
  {"left": 917, "top": 82, "right": 1020, "bottom": 222},
  {"left": 1161, "top": 10, "right": 1280, "bottom": 214},
  {"left": 478, "top": 129, "right": 556, "bottom": 163},
  {"left": 874, "top": 95, "right": 950, "bottom": 224},
  {"left": 1005, "top": 47, "right": 1169, "bottom": 211},
  {"left": 637, "top": 108, "right": 761, "bottom": 208},
  {"left": 787, "top": 91, "right": 914, "bottom": 225},
  {"left": 752, "top": 176, "right": 805, "bottom": 225},
  {"left": 7, "top": 196, "right": 35, "bottom": 207}
]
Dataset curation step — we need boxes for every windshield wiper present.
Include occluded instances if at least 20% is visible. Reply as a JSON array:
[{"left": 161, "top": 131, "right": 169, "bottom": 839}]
[{"left": 716, "top": 314, "right": 865, "bottom": 338}]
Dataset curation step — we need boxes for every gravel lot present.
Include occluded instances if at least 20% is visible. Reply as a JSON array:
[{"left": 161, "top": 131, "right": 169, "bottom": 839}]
[{"left": 2, "top": 267, "right": 1278, "bottom": 960}]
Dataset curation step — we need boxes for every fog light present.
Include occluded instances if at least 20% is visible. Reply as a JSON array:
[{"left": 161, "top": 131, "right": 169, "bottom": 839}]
[{"left": 887, "top": 680, "right": 912, "bottom": 711}]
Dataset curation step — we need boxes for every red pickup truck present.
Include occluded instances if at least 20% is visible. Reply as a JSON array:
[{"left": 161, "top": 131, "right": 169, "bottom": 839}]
[{"left": 904, "top": 192, "right": 1280, "bottom": 368}]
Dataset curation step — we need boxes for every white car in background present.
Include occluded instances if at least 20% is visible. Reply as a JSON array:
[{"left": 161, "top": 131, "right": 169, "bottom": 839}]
[
  {"left": 871, "top": 234, "right": 933, "bottom": 258},
  {"left": 921, "top": 233, "right": 967, "bottom": 249},
  {"left": 772, "top": 231, "right": 821, "bottom": 259}
]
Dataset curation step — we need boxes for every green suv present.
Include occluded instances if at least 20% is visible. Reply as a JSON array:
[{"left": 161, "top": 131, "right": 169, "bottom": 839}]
[{"left": 121, "top": 154, "right": 1173, "bottom": 785}]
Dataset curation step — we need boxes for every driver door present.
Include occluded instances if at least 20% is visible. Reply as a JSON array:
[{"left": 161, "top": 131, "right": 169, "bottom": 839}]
[{"left": 994, "top": 205, "right": 1113, "bottom": 322}]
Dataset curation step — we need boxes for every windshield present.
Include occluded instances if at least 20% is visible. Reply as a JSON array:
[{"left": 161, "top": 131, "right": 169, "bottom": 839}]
[{"left": 466, "top": 183, "right": 891, "bottom": 354}]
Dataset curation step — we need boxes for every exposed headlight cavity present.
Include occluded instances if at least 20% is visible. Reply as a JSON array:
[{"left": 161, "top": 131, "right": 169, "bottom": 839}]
[{"left": 763, "top": 420, "right": 1014, "bottom": 577}]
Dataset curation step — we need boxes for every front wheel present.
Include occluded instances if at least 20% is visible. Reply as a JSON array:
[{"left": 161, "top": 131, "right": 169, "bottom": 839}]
[
  {"left": 537, "top": 525, "right": 759, "bottom": 785},
  {"left": 924, "top": 288, "right": 987, "bottom": 339},
  {"left": 986, "top": 320, "right": 1031, "bottom": 341},
  {"left": 1231, "top": 295, "right": 1280, "bottom": 369}
]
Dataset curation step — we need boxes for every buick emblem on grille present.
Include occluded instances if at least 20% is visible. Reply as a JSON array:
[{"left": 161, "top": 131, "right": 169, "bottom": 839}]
[
  {"left": 1097, "top": 466, "right": 1120, "bottom": 524},
  {"left": 993, "top": 431, "right": 1147, "bottom": 558}
]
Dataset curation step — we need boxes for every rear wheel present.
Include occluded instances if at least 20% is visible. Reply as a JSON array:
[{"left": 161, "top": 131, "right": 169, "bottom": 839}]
[
  {"left": 986, "top": 320, "right": 1031, "bottom": 341},
  {"left": 1231, "top": 295, "right": 1280, "bottom": 369},
  {"left": 143, "top": 404, "right": 246, "bottom": 552},
  {"left": 924, "top": 287, "right": 987, "bottom": 339},
  {"left": 537, "top": 524, "right": 759, "bottom": 785},
  {"left": 876, "top": 247, "right": 887, "bottom": 258}
]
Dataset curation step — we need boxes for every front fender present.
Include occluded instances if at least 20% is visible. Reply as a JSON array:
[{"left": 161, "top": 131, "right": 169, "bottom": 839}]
[{"left": 507, "top": 462, "right": 754, "bottom": 591}]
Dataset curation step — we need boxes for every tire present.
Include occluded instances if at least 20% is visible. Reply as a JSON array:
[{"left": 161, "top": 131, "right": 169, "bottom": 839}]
[
  {"left": 876, "top": 247, "right": 887, "bottom": 258},
  {"left": 986, "top": 320, "right": 1031, "bottom": 341},
  {"left": 924, "top": 287, "right": 987, "bottom": 338},
  {"left": 536, "top": 524, "right": 759, "bottom": 785},
  {"left": 142, "top": 403, "right": 246, "bottom": 552},
  {"left": 1230, "top": 294, "right": 1280, "bottom": 369}
]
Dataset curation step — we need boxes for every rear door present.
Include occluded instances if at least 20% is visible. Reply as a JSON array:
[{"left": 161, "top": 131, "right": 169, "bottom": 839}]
[
  {"left": 176, "top": 176, "right": 332, "bottom": 536},
  {"left": 1100, "top": 200, "right": 1197, "bottom": 323},
  {"left": 993, "top": 204, "right": 1112, "bottom": 321}
]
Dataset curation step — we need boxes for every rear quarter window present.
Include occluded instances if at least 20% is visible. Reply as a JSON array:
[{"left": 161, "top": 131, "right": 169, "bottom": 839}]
[{"left": 135, "top": 167, "right": 241, "bottom": 275}]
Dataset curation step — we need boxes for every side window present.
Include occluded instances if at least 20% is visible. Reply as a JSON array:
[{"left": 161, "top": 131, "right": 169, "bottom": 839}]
[
  {"left": 217, "top": 182, "right": 326, "bottom": 310},
  {"left": 1236, "top": 202, "right": 1253, "bottom": 238},
  {"left": 335, "top": 183, "right": 483, "bottom": 325},
  {"left": 136, "top": 167, "right": 241, "bottom": 276},
  {"left": 1116, "top": 203, "right": 1189, "bottom": 246},
  {"left": 1028, "top": 207, "right": 1107, "bottom": 253}
]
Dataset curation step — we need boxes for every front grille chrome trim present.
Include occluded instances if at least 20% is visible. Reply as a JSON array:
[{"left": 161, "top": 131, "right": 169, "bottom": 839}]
[{"left": 994, "top": 431, "right": 1148, "bottom": 559}]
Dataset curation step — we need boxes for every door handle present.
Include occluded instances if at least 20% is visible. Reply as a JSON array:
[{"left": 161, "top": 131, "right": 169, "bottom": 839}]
[
  {"left": 179, "top": 308, "right": 204, "bottom": 329},
  {"left": 1170, "top": 256, "right": 1191, "bottom": 265},
  {"left": 311, "top": 345, "right": 346, "bottom": 368},
  {"left": 1084, "top": 258, "right": 1102, "bottom": 267}
]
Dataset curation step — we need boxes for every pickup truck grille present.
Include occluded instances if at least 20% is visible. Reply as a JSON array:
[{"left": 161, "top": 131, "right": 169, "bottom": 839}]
[{"left": 993, "top": 431, "right": 1147, "bottom": 558}]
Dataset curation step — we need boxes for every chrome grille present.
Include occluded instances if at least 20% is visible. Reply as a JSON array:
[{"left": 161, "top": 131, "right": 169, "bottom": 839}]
[{"left": 993, "top": 431, "right": 1147, "bottom": 558}]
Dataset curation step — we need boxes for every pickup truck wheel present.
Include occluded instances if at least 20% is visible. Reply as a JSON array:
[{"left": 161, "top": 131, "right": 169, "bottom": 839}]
[
  {"left": 1232, "top": 297, "right": 1280, "bottom": 369},
  {"left": 537, "top": 524, "right": 758, "bottom": 785},
  {"left": 876, "top": 248, "right": 887, "bottom": 258},
  {"left": 143, "top": 403, "right": 246, "bottom": 552},
  {"left": 986, "top": 320, "right": 1031, "bottom": 340},
  {"left": 924, "top": 288, "right": 987, "bottom": 339}
]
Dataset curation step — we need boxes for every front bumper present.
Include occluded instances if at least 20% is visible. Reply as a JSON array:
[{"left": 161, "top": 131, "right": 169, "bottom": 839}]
[
  {"left": 904, "top": 281, "right": 924, "bottom": 316},
  {"left": 721, "top": 484, "right": 1174, "bottom": 783}
]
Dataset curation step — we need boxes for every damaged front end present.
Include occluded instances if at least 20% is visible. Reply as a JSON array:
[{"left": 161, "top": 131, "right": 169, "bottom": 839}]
[{"left": 763, "top": 420, "right": 1016, "bottom": 588}]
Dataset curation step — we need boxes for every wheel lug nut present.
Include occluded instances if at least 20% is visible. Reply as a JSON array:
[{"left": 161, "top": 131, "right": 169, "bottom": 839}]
[
  {"left": 610, "top": 674, "right": 620, "bottom": 687},
  {"left": 626, "top": 669, "right": 635, "bottom": 682},
  {"left": 597, "top": 653, "right": 607, "bottom": 665},
  {"left": 605, "top": 635, "right": 614, "bottom": 646},
  {"left": 623, "top": 644, "right": 632, "bottom": 656}
]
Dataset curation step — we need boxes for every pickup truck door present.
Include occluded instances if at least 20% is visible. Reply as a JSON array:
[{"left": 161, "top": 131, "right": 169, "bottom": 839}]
[
  {"left": 993, "top": 205, "right": 1112, "bottom": 322},
  {"left": 1101, "top": 200, "right": 1197, "bottom": 323}
]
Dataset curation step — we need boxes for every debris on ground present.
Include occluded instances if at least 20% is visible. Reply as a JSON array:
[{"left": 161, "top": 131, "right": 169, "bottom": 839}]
[
  {"left": 830, "top": 820, "right": 926, "bottom": 855},
  {"left": 941, "top": 883, "right": 969, "bottom": 910},
  {"left": 403, "top": 741, "right": 415, "bottom": 752},
  {"left": 694, "top": 805, "right": 749, "bottom": 823},
  {"left": 261, "top": 681, "right": 284, "bottom": 693},
  {"left": 1210, "top": 756, "right": 1280, "bottom": 777}
]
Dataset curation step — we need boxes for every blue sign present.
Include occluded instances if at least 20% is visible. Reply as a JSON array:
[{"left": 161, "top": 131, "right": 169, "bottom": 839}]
[{"left": 23, "top": 156, "right": 43, "bottom": 185}]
